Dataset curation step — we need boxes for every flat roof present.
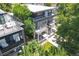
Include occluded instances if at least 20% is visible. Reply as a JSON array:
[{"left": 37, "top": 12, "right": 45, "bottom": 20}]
[{"left": 26, "top": 4, "right": 57, "bottom": 13}]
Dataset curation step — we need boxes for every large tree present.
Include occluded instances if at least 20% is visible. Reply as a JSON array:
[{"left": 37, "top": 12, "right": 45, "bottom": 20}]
[
  {"left": 13, "top": 4, "right": 35, "bottom": 39},
  {"left": 57, "top": 3, "right": 79, "bottom": 55}
]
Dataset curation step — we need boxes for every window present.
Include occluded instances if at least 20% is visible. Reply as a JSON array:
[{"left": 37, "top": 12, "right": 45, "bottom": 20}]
[
  {"left": 34, "top": 12, "right": 44, "bottom": 19},
  {"left": 19, "top": 32, "right": 23, "bottom": 40},
  {"left": 13, "top": 33, "right": 20, "bottom": 42},
  {"left": 48, "top": 10, "right": 52, "bottom": 16},
  {"left": 0, "top": 15, "right": 5, "bottom": 24},
  {"left": 0, "top": 38, "right": 8, "bottom": 48},
  {"left": 36, "top": 20, "right": 47, "bottom": 29},
  {"left": 40, "top": 20, "right": 47, "bottom": 28},
  {"left": 45, "top": 11, "right": 48, "bottom": 17},
  {"left": 6, "top": 35, "right": 15, "bottom": 44}
]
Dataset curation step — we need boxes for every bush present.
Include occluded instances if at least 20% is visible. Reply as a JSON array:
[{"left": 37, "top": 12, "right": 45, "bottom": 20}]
[{"left": 19, "top": 40, "right": 68, "bottom": 56}]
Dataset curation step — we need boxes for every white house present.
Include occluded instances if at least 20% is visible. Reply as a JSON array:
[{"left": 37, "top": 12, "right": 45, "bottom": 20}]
[{"left": 26, "top": 4, "right": 57, "bottom": 42}]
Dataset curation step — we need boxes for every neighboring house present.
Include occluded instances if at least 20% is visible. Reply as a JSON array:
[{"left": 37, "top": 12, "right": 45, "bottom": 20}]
[
  {"left": 0, "top": 9, "right": 25, "bottom": 56},
  {"left": 26, "top": 4, "right": 57, "bottom": 42}
]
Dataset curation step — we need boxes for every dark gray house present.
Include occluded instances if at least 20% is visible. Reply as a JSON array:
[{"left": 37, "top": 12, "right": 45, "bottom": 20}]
[
  {"left": 26, "top": 4, "right": 57, "bottom": 42},
  {"left": 0, "top": 9, "right": 25, "bottom": 56}
]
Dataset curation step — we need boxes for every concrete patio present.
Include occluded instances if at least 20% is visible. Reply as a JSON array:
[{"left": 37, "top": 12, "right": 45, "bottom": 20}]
[{"left": 40, "top": 33, "right": 59, "bottom": 47}]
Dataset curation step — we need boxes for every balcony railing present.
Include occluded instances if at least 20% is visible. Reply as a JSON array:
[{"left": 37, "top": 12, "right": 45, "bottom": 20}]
[{"left": 33, "top": 14, "right": 55, "bottom": 22}]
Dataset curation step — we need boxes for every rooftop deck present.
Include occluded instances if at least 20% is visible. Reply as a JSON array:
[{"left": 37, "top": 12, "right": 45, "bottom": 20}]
[
  {"left": 0, "top": 12, "right": 24, "bottom": 38},
  {"left": 0, "top": 25, "right": 23, "bottom": 38}
]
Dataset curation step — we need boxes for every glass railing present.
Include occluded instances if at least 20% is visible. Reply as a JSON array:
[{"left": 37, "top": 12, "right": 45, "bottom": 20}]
[
  {"left": 34, "top": 15, "right": 44, "bottom": 19},
  {"left": 33, "top": 15, "right": 54, "bottom": 22}
]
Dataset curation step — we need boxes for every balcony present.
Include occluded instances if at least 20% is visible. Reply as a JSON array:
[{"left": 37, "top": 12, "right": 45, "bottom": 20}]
[{"left": 33, "top": 14, "right": 55, "bottom": 22}]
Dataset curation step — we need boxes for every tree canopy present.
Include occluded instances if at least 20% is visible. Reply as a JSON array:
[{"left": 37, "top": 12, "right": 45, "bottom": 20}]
[
  {"left": 0, "top": 3, "right": 12, "bottom": 12},
  {"left": 13, "top": 4, "right": 35, "bottom": 39},
  {"left": 13, "top": 4, "right": 32, "bottom": 20},
  {"left": 57, "top": 3, "right": 79, "bottom": 55},
  {"left": 19, "top": 40, "right": 68, "bottom": 56}
]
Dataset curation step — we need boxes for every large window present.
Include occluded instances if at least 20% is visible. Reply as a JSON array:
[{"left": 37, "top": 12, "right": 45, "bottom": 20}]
[
  {"left": 13, "top": 33, "right": 20, "bottom": 42},
  {"left": 6, "top": 35, "right": 15, "bottom": 44},
  {"left": 36, "top": 20, "right": 47, "bottom": 29},
  {"left": 0, "top": 38, "right": 8, "bottom": 48}
]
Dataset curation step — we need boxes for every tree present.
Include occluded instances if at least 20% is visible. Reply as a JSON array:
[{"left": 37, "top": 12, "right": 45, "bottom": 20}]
[
  {"left": 13, "top": 4, "right": 35, "bottom": 39},
  {"left": 0, "top": 3, "right": 12, "bottom": 12},
  {"left": 19, "top": 40, "right": 68, "bottom": 56},
  {"left": 13, "top": 4, "right": 32, "bottom": 21},
  {"left": 24, "top": 18, "right": 35, "bottom": 38},
  {"left": 57, "top": 3, "right": 79, "bottom": 55}
]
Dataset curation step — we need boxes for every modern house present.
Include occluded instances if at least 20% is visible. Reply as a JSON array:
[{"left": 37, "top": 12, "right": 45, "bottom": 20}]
[
  {"left": 0, "top": 9, "right": 25, "bottom": 56},
  {"left": 26, "top": 4, "right": 57, "bottom": 42}
]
